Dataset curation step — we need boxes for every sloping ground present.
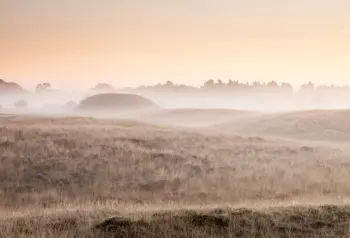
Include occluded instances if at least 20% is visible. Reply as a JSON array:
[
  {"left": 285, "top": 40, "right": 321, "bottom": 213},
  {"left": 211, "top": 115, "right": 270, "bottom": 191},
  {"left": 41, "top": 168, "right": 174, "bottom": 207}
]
[
  {"left": 0, "top": 79, "right": 27, "bottom": 94},
  {"left": 1, "top": 115, "right": 350, "bottom": 236},
  {"left": 0, "top": 205, "right": 349, "bottom": 237},
  {"left": 140, "top": 108, "right": 261, "bottom": 127},
  {"left": 1, "top": 116, "right": 350, "bottom": 208},
  {"left": 76, "top": 93, "right": 159, "bottom": 113},
  {"left": 214, "top": 109, "right": 350, "bottom": 141}
]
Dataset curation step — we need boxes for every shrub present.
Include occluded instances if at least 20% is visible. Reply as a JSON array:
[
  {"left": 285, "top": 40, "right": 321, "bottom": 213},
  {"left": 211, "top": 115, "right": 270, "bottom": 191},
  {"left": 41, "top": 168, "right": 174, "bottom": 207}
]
[{"left": 14, "top": 99, "right": 28, "bottom": 109}]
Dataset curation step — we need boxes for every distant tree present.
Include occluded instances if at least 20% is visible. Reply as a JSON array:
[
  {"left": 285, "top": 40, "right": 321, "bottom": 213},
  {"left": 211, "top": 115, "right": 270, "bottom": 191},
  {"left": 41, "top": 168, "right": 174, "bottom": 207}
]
[
  {"left": 341, "top": 85, "right": 350, "bottom": 91},
  {"left": 227, "top": 79, "right": 239, "bottom": 90},
  {"left": 92, "top": 83, "right": 115, "bottom": 93},
  {"left": 35, "top": 83, "right": 51, "bottom": 93},
  {"left": 250, "top": 81, "right": 264, "bottom": 92},
  {"left": 299, "top": 81, "right": 314, "bottom": 92},
  {"left": 203, "top": 79, "right": 215, "bottom": 89},
  {"left": 14, "top": 99, "right": 28, "bottom": 109},
  {"left": 252, "top": 81, "right": 261, "bottom": 86},
  {"left": 164, "top": 80, "right": 174, "bottom": 89},
  {"left": 266, "top": 81, "right": 279, "bottom": 90},
  {"left": 280, "top": 82, "right": 293, "bottom": 92},
  {"left": 154, "top": 83, "right": 163, "bottom": 89}
]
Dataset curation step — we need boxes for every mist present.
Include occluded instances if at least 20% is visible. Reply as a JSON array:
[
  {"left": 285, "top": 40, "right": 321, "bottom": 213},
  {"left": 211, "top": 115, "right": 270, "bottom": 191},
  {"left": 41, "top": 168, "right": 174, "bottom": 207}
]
[{"left": 1, "top": 86, "right": 350, "bottom": 118}]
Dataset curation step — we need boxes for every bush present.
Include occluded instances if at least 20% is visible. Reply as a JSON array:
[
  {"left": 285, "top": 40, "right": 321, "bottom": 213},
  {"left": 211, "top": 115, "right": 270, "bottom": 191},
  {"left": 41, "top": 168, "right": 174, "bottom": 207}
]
[
  {"left": 14, "top": 99, "right": 28, "bottom": 109},
  {"left": 65, "top": 101, "right": 78, "bottom": 110}
]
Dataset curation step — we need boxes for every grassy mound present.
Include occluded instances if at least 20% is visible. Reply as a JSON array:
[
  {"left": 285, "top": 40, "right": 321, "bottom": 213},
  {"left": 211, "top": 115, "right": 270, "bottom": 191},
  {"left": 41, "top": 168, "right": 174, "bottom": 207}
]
[{"left": 77, "top": 93, "right": 159, "bottom": 113}]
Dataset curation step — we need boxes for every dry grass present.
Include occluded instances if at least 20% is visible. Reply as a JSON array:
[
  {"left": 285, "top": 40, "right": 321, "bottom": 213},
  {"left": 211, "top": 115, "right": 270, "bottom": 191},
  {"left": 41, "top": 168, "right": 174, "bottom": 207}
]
[
  {"left": 1, "top": 111, "right": 350, "bottom": 237},
  {"left": 215, "top": 109, "right": 350, "bottom": 141},
  {"left": 1, "top": 204, "right": 350, "bottom": 237}
]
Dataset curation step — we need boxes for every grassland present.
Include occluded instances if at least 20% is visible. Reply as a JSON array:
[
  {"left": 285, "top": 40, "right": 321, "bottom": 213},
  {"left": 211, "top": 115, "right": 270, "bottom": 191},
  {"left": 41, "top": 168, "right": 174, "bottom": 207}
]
[
  {"left": 213, "top": 109, "right": 350, "bottom": 142},
  {"left": 1, "top": 110, "right": 350, "bottom": 237}
]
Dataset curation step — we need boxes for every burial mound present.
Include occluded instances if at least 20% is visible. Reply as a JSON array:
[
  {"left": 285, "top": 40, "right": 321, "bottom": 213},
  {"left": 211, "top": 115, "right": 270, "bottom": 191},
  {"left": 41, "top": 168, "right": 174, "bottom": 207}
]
[{"left": 76, "top": 93, "right": 159, "bottom": 113}]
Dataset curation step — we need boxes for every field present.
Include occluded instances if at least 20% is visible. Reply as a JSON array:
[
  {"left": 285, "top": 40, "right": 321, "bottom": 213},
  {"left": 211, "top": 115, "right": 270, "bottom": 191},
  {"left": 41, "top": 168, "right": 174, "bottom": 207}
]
[{"left": 1, "top": 110, "right": 350, "bottom": 237}]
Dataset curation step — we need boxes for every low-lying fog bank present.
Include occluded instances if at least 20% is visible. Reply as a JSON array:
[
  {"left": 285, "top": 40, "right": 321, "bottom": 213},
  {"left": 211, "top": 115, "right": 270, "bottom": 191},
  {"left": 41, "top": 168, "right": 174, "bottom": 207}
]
[{"left": 1, "top": 90, "right": 350, "bottom": 115}]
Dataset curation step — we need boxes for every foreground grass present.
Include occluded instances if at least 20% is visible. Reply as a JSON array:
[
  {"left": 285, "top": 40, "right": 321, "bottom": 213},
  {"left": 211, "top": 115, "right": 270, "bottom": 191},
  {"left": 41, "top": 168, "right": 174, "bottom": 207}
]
[{"left": 1, "top": 205, "right": 350, "bottom": 237}]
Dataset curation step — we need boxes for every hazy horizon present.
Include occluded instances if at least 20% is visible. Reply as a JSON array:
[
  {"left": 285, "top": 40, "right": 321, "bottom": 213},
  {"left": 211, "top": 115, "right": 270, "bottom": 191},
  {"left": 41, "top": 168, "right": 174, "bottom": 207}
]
[
  {"left": 2, "top": 2, "right": 350, "bottom": 236},
  {"left": 1, "top": 0, "right": 350, "bottom": 90},
  {"left": 3, "top": 78, "right": 350, "bottom": 93}
]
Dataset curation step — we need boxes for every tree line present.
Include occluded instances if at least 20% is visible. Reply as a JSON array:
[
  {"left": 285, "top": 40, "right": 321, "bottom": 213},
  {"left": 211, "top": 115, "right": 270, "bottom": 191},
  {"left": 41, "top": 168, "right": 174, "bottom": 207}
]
[
  {"left": 134, "top": 80, "right": 350, "bottom": 94},
  {"left": 3, "top": 79, "right": 349, "bottom": 95}
]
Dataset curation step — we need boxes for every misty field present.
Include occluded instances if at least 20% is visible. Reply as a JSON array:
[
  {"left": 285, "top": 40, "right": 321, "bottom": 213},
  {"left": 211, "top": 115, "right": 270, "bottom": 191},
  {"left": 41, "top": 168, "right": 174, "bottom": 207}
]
[{"left": 1, "top": 110, "right": 350, "bottom": 237}]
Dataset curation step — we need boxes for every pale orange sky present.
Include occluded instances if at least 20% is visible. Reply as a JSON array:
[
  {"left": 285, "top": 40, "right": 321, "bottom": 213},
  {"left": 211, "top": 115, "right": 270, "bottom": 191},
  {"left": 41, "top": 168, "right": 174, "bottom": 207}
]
[{"left": 1, "top": 0, "right": 350, "bottom": 90}]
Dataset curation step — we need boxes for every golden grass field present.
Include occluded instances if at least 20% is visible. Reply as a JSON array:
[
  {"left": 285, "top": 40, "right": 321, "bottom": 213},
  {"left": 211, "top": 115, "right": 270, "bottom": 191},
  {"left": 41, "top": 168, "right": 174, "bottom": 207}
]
[{"left": 1, "top": 109, "right": 350, "bottom": 237}]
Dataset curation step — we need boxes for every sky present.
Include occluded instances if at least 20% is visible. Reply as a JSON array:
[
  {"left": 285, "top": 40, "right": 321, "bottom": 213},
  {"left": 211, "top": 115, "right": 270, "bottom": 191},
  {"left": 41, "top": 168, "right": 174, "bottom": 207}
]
[{"left": 1, "top": 0, "right": 350, "bottom": 90}]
